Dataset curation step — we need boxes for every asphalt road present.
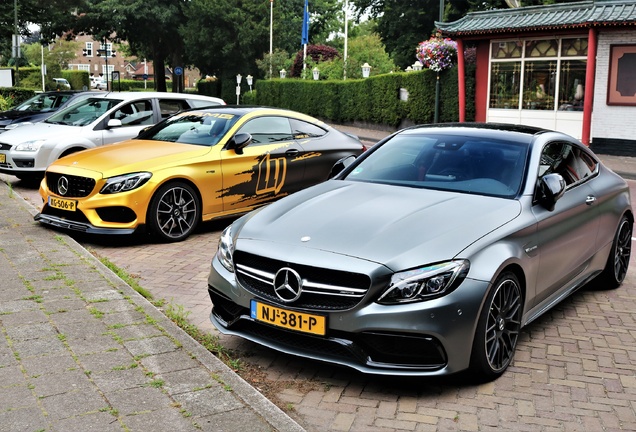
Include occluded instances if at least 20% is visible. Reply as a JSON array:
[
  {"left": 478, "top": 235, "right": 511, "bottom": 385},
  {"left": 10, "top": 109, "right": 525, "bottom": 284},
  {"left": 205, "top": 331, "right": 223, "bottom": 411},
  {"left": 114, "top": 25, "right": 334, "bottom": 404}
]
[{"left": 6, "top": 174, "right": 636, "bottom": 432}]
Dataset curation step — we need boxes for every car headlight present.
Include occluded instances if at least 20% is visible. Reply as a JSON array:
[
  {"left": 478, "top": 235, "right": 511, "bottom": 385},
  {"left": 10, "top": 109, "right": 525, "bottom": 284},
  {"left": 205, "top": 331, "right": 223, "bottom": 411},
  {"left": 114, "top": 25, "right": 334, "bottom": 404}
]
[
  {"left": 377, "top": 260, "right": 469, "bottom": 304},
  {"left": 15, "top": 139, "right": 46, "bottom": 151},
  {"left": 100, "top": 172, "right": 152, "bottom": 194},
  {"left": 216, "top": 225, "right": 235, "bottom": 273}
]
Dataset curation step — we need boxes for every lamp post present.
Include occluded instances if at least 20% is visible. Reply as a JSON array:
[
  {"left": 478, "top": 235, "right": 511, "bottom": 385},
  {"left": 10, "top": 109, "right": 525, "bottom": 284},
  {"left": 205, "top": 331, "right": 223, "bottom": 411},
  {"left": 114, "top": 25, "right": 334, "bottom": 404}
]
[
  {"left": 236, "top": 74, "right": 242, "bottom": 104},
  {"left": 84, "top": 42, "right": 116, "bottom": 91},
  {"left": 361, "top": 63, "right": 371, "bottom": 78},
  {"left": 246, "top": 75, "right": 253, "bottom": 92},
  {"left": 312, "top": 67, "right": 320, "bottom": 81},
  {"left": 279, "top": 69, "right": 287, "bottom": 79},
  {"left": 435, "top": 0, "right": 444, "bottom": 124}
]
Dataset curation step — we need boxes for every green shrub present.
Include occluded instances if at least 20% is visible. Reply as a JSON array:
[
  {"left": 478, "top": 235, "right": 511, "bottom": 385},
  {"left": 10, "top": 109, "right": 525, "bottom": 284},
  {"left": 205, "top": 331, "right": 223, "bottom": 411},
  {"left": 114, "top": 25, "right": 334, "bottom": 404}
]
[{"left": 253, "top": 65, "right": 475, "bottom": 128}]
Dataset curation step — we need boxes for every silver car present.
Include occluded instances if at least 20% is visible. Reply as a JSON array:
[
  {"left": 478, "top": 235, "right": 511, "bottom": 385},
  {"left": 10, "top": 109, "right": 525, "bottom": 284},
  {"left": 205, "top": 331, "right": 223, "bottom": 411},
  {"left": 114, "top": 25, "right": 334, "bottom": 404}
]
[
  {"left": 0, "top": 92, "right": 225, "bottom": 182},
  {"left": 207, "top": 124, "right": 632, "bottom": 380}
]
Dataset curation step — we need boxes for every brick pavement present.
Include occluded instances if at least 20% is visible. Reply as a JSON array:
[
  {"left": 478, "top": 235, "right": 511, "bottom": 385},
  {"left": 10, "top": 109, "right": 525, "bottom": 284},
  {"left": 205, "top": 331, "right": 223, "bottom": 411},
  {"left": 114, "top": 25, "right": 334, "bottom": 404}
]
[{"left": 4, "top": 129, "right": 636, "bottom": 430}]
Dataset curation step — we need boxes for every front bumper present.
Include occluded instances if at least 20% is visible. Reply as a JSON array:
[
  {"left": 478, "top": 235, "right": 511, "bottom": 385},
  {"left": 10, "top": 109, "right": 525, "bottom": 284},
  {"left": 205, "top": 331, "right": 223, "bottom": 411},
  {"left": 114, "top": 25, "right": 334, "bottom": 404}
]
[
  {"left": 207, "top": 253, "right": 491, "bottom": 377},
  {"left": 34, "top": 213, "right": 139, "bottom": 235}
]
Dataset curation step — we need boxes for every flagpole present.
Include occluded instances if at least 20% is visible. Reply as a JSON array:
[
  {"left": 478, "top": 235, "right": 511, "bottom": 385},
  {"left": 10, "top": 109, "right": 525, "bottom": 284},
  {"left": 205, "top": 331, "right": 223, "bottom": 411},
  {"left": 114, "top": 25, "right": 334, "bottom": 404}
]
[
  {"left": 343, "top": 0, "right": 348, "bottom": 80},
  {"left": 269, "top": 0, "right": 273, "bottom": 79},
  {"left": 302, "top": 0, "right": 309, "bottom": 79}
]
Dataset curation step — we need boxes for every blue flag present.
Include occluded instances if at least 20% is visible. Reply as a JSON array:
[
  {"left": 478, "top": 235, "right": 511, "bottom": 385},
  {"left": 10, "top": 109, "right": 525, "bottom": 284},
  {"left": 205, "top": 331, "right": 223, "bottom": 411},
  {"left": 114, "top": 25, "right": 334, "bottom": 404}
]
[{"left": 301, "top": 0, "right": 309, "bottom": 45}]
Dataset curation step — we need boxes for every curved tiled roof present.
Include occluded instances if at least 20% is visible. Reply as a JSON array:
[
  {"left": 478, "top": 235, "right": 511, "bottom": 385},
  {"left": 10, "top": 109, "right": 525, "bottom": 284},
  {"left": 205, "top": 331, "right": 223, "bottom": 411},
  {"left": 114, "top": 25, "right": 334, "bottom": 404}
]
[{"left": 437, "top": 0, "right": 636, "bottom": 36}]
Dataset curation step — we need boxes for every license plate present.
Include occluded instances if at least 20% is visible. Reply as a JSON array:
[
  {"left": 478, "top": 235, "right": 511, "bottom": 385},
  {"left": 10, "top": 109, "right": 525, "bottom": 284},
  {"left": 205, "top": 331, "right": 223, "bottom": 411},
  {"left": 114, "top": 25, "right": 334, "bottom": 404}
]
[
  {"left": 48, "top": 196, "right": 77, "bottom": 212},
  {"left": 0, "top": 153, "right": 5, "bottom": 164},
  {"left": 251, "top": 300, "right": 326, "bottom": 336}
]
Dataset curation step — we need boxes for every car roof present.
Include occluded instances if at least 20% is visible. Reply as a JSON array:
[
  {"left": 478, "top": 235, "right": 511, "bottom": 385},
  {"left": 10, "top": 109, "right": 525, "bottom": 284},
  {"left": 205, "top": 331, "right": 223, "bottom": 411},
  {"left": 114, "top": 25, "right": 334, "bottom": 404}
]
[
  {"left": 396, "top": 122, "right": 554, "bottom": 144},
  {"left": 85, "top": 91, "right": 222, "bottom": 100}
]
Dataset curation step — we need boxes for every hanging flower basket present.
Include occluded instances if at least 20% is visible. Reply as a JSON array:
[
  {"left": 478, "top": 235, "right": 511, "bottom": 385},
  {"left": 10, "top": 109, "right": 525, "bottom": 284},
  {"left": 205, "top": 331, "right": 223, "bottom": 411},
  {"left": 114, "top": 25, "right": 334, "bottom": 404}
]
[{"left": 415, "top": 34, "right": 458, "bottom": 72}]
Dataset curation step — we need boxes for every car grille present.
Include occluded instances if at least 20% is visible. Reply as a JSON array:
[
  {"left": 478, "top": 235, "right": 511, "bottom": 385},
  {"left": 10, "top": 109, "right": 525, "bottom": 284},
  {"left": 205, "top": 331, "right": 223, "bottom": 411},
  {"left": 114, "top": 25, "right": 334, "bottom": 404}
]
[
  {"left": 0, "top": 142, "right": 11, "bottom": 150},
  {"left": 233, "top": 251, "right": 371, "bottom": 311},
  {"left": 46, "top": 172, "right": 96, "bottom": 198}
]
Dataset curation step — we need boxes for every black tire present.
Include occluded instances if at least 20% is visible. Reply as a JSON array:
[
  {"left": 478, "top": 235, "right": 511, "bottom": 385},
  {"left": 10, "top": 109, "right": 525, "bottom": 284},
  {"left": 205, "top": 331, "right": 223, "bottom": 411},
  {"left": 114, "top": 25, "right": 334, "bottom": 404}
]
[
  {"left": 596, "top": 216, "right": 632, "bottom": 289},
  {"left": 470, "top": 271, "right": 523, "bottom": 381},
  {"left": 147, "top": 182, "right": 201, "bottom": 243}
]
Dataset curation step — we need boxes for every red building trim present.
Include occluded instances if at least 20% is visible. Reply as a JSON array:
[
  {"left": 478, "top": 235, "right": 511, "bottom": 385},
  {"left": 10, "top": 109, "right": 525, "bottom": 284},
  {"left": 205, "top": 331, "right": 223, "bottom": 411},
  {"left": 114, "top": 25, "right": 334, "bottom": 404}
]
[
  {"left": 457, "top": 39, "right": 466, "bottom": 122},
  {"left": 582, "top": 27, "right": 597, "bottom": 146}
]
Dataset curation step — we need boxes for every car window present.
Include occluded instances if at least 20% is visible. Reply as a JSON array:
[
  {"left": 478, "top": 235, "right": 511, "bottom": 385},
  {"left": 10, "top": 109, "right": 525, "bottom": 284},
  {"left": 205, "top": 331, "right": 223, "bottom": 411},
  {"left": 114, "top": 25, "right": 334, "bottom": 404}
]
[
  {"left": 236, "top": 116, "right": 293, "bottom": 145},
  {"left": 345, "top": 133, "right": 528, "bottom": 198},
  {"left": 188, "top": 99, "right": 223, "bottom": 108},
  {"left": 143, "top": 111, "right": 239, "bottom": 146},
  {"left": 289, "top": 118, "right": 327, "bottom": 139},
  {"left": 158, "top": 99, "right": 190, "bottom": 119},
  {"left": 539, "top": 142, "right": 597, "bottom": 186},
  {"left": 110, "top": 100, "right": 154, "bottom": 126},
  {"left": 15, "top": 94, "right": 61, "bottom": 112},
  {"left": 45, "top": 98, "right": 123, "bottom": 126}
]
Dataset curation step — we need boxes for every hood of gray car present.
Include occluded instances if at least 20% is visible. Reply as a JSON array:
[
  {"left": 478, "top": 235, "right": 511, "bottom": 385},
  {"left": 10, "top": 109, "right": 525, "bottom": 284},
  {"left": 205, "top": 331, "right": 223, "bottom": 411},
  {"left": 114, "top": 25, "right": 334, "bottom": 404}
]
[{"left": 237, "top": 180, "right": 522, "bottom": 269}]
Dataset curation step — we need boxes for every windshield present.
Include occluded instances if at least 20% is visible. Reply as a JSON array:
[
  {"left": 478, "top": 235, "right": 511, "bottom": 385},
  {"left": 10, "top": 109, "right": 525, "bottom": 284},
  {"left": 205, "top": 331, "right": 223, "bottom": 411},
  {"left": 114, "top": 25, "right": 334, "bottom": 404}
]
[
  {"left": 345, "top": 133, "right": 529, "bottom": 198},
  {"left": 142, "top": 111, "right": 239, "bottom": 146},
  {"left": 14, "top": 93, "right": 73, "bottom": 113},
  {"left": 45, "top": 97, "right": 123, "bottom": 126}
]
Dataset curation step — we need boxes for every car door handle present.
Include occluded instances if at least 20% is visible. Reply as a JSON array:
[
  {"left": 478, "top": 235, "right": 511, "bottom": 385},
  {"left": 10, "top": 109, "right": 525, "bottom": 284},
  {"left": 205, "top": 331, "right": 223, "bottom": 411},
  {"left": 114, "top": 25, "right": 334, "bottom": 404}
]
[
  {"left": 285, "top": 149, "right": 300, "bottom": 157},
  {"left": 586, "top": 195, "right": 597, "bottom": 205}
]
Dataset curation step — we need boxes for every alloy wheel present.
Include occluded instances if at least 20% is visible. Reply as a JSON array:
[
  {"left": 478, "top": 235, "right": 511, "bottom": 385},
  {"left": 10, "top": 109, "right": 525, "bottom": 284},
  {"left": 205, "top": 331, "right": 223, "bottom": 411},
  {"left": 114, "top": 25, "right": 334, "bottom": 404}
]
[{"left": 484, "top": 277, "right": 522, "bottom": 373}]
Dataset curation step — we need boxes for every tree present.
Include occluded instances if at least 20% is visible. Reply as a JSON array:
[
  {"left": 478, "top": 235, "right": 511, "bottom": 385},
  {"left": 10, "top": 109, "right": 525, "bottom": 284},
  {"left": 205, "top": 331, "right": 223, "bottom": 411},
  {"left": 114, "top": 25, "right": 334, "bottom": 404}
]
[
  {"left": 73, "top": 0, "right": 188, "bottom": 92},
  {"left": 0, "top": 0, "right": 86, "bottom": 66},
  {"left": 351, "top": 0, "right": 583, "bottom": 69},
  {"left": 317, "top": 33, "right": 397, "bottom": 80}
]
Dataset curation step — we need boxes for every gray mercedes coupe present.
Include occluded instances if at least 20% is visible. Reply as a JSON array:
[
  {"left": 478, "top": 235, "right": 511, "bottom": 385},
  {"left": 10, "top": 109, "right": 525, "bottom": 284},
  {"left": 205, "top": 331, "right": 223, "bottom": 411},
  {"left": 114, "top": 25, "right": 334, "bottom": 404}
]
[{"left": 207, "top": 123, "right": 632, "bottom": 381}]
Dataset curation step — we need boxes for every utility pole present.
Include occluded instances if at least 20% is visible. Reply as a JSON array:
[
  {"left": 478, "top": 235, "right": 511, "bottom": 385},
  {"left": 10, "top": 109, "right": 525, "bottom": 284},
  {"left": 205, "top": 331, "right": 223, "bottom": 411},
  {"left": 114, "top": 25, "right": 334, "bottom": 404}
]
[{"left": 14, "top": 0, "right": 20, "bottom": 86}]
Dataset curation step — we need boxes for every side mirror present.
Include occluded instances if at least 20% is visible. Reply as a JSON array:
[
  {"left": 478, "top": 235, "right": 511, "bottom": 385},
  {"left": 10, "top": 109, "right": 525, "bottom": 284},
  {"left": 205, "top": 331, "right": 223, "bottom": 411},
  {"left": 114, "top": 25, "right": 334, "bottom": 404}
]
[
  {"left": 106, "top": 119, "right": 122, "bottom": 128},
  {"left": 538, "top": 173, "right": 566, "bottom": 211},
  {"left": 227, "top": 133, "right": 252, "bottom": 155},
  {"left": 329, "top": 155, "right": 357, "bottom": 179}
]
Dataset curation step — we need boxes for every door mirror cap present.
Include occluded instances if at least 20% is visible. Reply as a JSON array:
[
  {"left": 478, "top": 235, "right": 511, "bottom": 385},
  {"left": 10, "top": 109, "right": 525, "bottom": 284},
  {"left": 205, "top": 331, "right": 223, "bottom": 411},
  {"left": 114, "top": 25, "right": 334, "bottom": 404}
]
[
  {"left": 538, "top": 173, "right": 566, "bottom": 211},
  {"left": 329, "top": 155, "right": 357, "bottom": 179},
  {"left": 227, "top": 133, "right": 252, "bottom": 155}
]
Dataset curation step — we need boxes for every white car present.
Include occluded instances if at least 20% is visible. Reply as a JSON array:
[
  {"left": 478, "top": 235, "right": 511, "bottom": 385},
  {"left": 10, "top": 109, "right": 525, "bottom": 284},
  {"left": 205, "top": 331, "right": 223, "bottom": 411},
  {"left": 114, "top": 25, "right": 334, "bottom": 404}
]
[
  {"left": 90, "top": 76, "right": 107, "bottom": 90},
  {"left": 0, "top": 91, "right": 225, "bottom": 181},
  {"left": 53, "top": 78, "right": 71, "bottom": 89}
]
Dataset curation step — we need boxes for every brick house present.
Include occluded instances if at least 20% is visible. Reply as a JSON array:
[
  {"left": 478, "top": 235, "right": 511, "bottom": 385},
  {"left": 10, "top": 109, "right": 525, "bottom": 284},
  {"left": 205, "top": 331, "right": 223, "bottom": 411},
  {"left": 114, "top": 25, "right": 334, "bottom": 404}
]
[
  {"left": 437, "top": 0, "right": 636, "bottom": 154},
  {"left": 65, "top": 35, "right": 201, "bottom": 89}
]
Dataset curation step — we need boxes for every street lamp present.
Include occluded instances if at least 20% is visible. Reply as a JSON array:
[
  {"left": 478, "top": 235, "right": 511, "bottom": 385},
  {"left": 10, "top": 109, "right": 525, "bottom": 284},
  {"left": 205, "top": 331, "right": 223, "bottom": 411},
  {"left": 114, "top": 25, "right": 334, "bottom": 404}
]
[
  {"left": 361, "top": 63, "right": 371, "bottom": 78},
  {"left": 246, "top": 75, "right": 253, "bottom": 92},
  {"left": 312, "top": 67, "right": 320, "bottom": 81},
  {"left": 279, "top": 69, "right": 287, "bottom": 79},
  {"left": 413, "top": 61, "right": 423, "bottom": 71},
  {"left": 236, "top": 74, "right": 242, "bottom": 104}
]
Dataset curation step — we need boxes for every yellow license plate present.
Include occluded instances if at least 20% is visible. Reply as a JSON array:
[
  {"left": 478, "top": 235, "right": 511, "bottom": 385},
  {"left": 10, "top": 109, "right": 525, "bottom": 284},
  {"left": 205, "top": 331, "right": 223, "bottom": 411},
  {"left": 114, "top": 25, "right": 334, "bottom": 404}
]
[
  {"left": 251, "top": 300, "right": 326, "bottom": 336},
  {"left": 0, "top": 153, "right": 5, "bottom": 164},
  {"left": 48, "top": 196, "right": 77, "bottom": 212}
]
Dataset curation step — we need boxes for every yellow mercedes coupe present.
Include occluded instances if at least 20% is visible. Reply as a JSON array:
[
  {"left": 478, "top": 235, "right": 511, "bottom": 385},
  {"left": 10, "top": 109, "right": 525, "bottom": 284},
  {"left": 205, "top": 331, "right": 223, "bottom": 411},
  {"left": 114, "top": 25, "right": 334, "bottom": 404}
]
[{"left": 35, "top": 107, "right": 364, "bottom": 242}]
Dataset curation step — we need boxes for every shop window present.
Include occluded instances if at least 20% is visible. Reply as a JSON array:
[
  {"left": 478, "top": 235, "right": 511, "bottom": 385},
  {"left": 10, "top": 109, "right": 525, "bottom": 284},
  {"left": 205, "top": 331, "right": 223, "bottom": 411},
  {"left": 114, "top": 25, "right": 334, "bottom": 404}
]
[
  {"left": 489, "top": 36, "right": 587, "bottom": 112},
  {"left": 491, "top": 41, "right": 522, "bottom": 59},
  {"left": 558, "top": 60, "right": 586, "bottom": 111},
  {"left": 523, "top": 61, "right": 557, "bottom": 110},
  {"left": 526, "top": 39, "right": 558, "bottom": 57},
  {"left": 562, "top": 38, "right": 588, "bottom": 57},
  {"left": 489, "top": 62, "right": 521, "bottom": 109}
]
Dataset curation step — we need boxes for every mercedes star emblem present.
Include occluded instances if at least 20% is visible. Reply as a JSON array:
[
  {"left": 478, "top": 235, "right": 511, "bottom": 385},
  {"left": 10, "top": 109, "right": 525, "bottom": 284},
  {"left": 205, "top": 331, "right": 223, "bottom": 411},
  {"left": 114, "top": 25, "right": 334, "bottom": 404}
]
[
  {"left": 57, "top": 176, "right": 69, "bottom": 196},
  {"left": 273, "top": 267, "right": 303, "bottom": 303}
]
